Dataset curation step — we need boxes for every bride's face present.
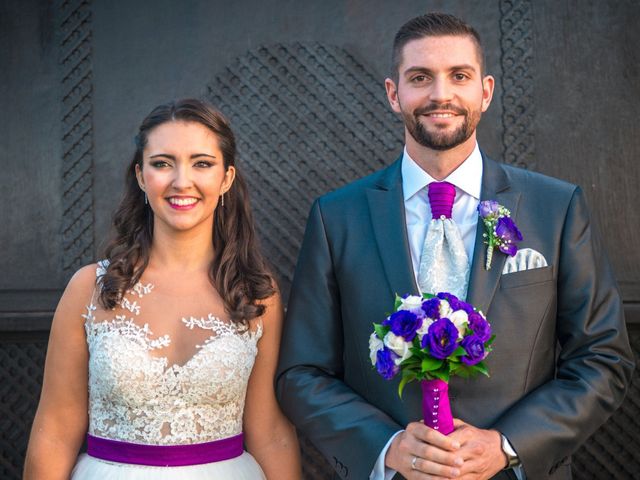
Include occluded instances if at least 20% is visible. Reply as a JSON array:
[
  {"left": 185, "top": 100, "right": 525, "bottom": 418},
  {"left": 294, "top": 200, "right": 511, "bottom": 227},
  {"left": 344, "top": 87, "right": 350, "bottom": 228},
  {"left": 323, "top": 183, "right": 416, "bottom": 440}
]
[{"left": 136, "top": 120, "right": 235, "bottom": 234}]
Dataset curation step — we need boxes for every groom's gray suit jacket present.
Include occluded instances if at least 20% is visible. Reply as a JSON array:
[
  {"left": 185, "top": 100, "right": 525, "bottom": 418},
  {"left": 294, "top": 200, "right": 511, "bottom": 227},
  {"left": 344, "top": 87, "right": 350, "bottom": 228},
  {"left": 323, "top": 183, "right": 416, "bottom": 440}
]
[{"left": 276, "top": 154, "right": 634, "bottom": 480}]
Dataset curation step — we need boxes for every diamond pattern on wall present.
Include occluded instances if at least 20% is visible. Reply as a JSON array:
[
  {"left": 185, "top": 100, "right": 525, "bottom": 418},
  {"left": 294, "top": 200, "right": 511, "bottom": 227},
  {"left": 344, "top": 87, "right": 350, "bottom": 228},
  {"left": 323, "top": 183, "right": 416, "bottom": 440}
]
[
  {"left": 206, "top": 42, "right": 404, "bottom": 300},
  {"left": 572, "top": 332, "right": 640, "bottom": 479},
  {"left": 59, "top": 0, "right": 95, "bottom": 275},
  {"left": 500, "top": 0, "right": 536, "bottom": 170},
  {"left": 0, "top": 340, "right": 48, "bottom": 480}
]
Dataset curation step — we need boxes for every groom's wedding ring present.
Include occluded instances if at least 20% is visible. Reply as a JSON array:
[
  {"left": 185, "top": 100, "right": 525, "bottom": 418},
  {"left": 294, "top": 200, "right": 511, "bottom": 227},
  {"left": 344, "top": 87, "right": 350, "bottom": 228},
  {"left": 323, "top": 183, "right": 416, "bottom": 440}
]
[{"left": 411, "top": 456, "right": 418, "bottom": 470}]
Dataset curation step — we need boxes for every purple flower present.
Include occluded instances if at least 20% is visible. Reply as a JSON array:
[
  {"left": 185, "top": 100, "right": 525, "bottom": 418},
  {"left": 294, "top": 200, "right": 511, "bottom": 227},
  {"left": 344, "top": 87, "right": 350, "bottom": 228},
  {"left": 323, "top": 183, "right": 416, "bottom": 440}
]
[
  {"left": 478, "top": 200, "right": 500, "bottom": 218},
  {"left": 457, "top": 301, "right": 475, "bottom": 314},
  {"left": 421, "top": 298, "right": 441, "bottom": 320},
  {"left": 422, "top": 318, "right": 459, "bottom": 359},
  {"left": 436, "top": 292, "right": 458, "bottom": 304},
  {"left": 468, "top": 312, "right": 491, "bottom": 342},
  {"left": 495, "top": 217, "right": 523, "bottom": 256},
  {"left": 437, "top": 292, "right": 458, "bottom": 301},
  {"left": 460, "top": 335, "right": 485, "bottom": 366},
  {"left": 376, "top": 348, "right": 400, "bottom": 380},
  {"left": 435, "top": 292, "right": 473, "bottom": 314},
  {"left": 383, "top": 310, "right": 422, "bottom": 341}
]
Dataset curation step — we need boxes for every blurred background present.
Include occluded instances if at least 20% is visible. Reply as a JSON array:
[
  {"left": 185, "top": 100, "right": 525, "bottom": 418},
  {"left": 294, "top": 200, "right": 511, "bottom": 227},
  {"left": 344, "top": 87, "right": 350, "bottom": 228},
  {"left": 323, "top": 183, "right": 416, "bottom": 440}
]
[{"left": 1, "top": 0, "right": 638, "bottom": 478}]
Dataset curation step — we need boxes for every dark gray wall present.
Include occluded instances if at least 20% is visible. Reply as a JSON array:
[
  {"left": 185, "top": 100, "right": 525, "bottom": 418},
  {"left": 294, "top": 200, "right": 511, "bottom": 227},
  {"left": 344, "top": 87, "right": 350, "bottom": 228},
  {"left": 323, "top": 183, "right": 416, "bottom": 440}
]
[{"left": 1, "top": 1, "right": 639, "bottom": 478}]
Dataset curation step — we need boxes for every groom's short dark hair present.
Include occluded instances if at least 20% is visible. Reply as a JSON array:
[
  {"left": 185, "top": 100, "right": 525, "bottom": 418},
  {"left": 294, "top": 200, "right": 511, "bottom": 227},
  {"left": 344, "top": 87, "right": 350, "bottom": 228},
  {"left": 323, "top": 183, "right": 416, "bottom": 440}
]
[{"left": 391, "top": 12, "right": 485, "bottom": 80}]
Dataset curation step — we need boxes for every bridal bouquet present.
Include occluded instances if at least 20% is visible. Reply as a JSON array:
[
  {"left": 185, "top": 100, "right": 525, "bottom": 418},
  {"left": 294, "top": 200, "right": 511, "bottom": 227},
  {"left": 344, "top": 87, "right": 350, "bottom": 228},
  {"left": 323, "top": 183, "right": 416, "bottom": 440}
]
[{"left": 369, "top": 292, "right": 493, "bottom": 434}]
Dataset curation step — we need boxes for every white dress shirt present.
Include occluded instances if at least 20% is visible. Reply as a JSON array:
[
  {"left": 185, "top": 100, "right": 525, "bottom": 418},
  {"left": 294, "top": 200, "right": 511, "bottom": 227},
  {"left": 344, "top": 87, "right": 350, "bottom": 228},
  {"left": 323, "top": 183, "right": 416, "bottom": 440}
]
[{"left": 370, "top": 145, "right": 524, "bottom": 480}]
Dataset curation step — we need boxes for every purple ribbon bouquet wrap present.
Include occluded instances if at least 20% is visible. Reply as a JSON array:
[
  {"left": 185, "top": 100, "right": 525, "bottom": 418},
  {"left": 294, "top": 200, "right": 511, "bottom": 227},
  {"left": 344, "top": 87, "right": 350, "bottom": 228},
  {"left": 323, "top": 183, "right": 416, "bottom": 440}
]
[{"left": 369, "top": 293, "right": 493, "bottom": 435}]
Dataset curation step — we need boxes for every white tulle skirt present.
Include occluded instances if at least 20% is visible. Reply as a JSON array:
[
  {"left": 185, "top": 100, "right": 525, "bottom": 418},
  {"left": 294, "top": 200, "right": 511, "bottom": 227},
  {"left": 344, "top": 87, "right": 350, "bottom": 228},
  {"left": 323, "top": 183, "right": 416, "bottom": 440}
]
[{"left": 71, "top": 451, "right": 266, "bottom": 479}]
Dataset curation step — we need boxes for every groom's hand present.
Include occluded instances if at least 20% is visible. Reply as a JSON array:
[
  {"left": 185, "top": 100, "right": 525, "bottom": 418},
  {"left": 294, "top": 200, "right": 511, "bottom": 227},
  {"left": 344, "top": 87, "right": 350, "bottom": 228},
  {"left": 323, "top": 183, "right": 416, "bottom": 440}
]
[
  {"left": 385, "top": 420, "right": 463, "bottom": 478},
  {"left": 448, "top": 419, "right": 508, "bottom": 480}
]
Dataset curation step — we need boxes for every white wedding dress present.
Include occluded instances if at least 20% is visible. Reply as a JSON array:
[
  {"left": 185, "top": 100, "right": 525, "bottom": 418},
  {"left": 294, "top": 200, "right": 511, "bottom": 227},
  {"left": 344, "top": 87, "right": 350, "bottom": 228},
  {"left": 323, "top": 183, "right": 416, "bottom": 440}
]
[{"left": 71, "top": 263, "right": 266, "bottom": 479}]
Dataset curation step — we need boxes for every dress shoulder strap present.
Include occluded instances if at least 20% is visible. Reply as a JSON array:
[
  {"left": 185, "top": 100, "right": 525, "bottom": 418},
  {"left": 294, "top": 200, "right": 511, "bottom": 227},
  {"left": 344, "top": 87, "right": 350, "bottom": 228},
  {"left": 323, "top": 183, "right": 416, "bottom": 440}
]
[
  {"left": 96, "top": 259, "right": 109, "bottom": 279},
  {"left": 88, "top": 259, "right": 109, "bottom": 307}
]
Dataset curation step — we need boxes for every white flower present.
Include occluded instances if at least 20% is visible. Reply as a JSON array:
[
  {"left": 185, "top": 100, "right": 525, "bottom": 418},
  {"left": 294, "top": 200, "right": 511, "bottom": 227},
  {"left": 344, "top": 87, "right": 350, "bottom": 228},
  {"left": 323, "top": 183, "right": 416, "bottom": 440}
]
[
  {"left": 384, "top": 332, "right": 412, "bottom": 365},
  {"left": 449, "top": 310, "right": 469, "bottom": 339},
  {"left": 439, "top": 299, "right": 454, "bottom": 318},
  {"left": 399, "top": 295, "right": 424, "bottom": 314},
  {"left": 416, "top": 317, "right": 434, "bottom": 339},
  {"left": 369, "top": 333, "right": 384, "bottom": 366}
]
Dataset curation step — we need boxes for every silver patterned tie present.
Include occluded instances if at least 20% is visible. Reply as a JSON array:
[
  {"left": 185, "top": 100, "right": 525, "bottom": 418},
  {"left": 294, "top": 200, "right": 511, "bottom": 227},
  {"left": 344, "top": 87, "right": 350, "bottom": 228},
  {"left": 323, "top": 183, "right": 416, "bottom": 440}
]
[{"left": 417, "top": 182, "right": 470, "bottom": 300}]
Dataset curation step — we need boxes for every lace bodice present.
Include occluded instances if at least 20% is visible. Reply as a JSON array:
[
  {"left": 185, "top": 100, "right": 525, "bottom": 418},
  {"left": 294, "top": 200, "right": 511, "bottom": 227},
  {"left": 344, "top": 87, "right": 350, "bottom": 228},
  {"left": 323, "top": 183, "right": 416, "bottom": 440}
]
[{"left": 83, "top": 264, "right": 262, "bottom": 445}]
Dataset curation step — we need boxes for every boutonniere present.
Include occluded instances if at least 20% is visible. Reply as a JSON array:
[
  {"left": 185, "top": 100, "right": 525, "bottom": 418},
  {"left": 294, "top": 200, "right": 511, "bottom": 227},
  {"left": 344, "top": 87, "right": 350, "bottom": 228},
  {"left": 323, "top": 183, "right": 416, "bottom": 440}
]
[{"left": 478, "top": 200, "right": 523, "bottom": 270}]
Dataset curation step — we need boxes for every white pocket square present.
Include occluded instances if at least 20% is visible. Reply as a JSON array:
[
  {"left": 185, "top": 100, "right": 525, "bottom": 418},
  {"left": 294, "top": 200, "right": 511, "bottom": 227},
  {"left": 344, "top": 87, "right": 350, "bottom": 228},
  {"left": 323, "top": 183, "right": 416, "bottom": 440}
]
[{"left": 502, "top": 248, "right": 548, "bottom": 274}]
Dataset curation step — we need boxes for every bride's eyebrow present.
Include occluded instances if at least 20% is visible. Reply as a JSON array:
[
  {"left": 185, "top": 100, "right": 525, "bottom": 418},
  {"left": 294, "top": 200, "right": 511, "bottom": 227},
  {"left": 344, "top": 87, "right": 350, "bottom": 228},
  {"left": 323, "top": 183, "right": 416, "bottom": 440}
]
[{"left": 148, "top": 153, "right": 218, "bottom": 159}]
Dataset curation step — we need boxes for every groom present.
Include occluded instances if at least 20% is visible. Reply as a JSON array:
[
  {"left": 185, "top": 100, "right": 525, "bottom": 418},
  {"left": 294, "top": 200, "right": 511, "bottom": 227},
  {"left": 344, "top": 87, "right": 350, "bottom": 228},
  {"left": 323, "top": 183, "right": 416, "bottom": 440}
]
[{"left": 276, "top": 12, "right": 634, "bottom": 480}]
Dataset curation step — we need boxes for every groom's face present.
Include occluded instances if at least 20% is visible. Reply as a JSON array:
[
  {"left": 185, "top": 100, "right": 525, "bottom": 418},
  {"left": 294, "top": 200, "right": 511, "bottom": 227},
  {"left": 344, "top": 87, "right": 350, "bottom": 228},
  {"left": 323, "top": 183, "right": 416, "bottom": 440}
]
[{"left": 385, "top": 34, "right": 494, "bottom": 152}]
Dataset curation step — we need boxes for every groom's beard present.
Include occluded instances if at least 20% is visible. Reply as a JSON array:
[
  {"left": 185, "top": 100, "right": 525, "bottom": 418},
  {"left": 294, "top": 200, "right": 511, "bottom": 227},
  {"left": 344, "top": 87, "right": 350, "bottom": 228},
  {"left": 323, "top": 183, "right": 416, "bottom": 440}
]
[{"left": 402, "top": 102, "right": 481, "bottom": 151}]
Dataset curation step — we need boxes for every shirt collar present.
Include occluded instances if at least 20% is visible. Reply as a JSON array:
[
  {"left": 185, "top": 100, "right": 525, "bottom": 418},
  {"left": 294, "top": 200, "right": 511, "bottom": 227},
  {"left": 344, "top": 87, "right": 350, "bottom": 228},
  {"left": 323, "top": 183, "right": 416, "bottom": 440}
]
[{"left": 401, "top": 143, "right": 483, "bottom": 201}]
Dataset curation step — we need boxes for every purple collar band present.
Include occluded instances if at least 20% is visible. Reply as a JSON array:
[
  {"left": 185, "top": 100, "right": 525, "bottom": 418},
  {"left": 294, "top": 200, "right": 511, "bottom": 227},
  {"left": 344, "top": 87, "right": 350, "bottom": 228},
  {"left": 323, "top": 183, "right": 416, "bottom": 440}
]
[
  {"left": 428, "top": 181, "right": 456, "bottom": 219},
  {"left": 86, "top": 433, "right": 244, "bottom": 467}
]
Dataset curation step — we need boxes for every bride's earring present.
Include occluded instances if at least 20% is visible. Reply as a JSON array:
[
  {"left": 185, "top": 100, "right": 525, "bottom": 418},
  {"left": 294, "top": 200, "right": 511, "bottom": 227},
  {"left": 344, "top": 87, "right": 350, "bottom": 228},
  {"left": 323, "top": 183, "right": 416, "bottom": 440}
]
[
  {"left": 144, "top": 192, "right": 148, "bottom": 205},
  {"left": 221, "top": 193, "right": 224, "bottom": 207}
]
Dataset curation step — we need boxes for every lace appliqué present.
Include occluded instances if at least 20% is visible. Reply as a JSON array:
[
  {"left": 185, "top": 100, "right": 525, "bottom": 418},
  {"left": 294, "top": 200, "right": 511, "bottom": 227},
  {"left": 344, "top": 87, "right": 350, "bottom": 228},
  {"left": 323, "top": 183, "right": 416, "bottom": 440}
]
[
  {"left": 129, "top": 282, "right": 154, "bottom": 298},
  {"left": 417, "top": 218, "right": 470, "bottom": 300},
  {"left": 84, "top": 305, "right": 171, "bottom": 350},
  {"left": 84, "top": 276, "right": 262, "bottom": 446},
  {"left": 183, "top": 314, "right": 260, "bottom": 353}
]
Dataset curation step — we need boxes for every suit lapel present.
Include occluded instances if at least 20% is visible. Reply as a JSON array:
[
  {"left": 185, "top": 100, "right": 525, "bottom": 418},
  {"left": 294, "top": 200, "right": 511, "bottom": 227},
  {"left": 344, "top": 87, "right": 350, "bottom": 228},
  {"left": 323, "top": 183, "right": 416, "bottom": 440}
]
[
  {"left": 466, "top": 155, "right": 521, "bottom": 314},
  {"left": 366, "top": 158, "right": 418, "bottom": 299}
]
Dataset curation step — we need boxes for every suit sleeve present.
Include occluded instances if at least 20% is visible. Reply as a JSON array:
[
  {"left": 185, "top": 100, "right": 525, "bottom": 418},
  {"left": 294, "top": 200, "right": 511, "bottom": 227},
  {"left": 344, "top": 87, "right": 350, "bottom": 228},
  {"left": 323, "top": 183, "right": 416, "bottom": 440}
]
[
  {"left": 492, "top": 186, "right": 635, "bottom": 478},
  {"left": 276, "top": 199, "right": 403, "bottom": 480}
]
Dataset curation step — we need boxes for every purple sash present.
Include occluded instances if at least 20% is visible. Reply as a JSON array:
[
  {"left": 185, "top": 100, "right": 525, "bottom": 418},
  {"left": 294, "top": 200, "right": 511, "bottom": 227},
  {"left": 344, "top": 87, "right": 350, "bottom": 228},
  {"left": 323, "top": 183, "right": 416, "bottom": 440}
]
[{"left": 86, "top": 433, "right": 244, "bottom": 467}]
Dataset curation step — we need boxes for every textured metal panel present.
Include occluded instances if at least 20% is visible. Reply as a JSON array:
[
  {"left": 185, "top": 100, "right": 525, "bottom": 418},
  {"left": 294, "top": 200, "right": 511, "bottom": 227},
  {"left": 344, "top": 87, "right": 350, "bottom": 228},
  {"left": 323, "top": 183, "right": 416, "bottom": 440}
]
[
  {"left": 530, "top": 0, "right": 640, "bottom": 302},
  {"left": 59, "top": 0, "right": 95, "bottom": 275},
  {"left": 499, "top": 0, "right": 535, "bottom": 169},
  {"left": 206, "top": 42, "right": 403, "bottom": 297},
  {"left": 0, "top": 337, "right": 48, "bottom": 480},
  {"left": 0, "top": 0, "right": 63, "bottom": 290}
]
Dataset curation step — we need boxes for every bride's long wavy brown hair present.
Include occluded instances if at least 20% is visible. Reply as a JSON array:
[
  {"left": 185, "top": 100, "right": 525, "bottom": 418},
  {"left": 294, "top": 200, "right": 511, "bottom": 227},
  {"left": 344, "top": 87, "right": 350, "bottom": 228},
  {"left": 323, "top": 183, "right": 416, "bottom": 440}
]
[{"left": 99, "top": 98, "right": 275, "bottom": 323}]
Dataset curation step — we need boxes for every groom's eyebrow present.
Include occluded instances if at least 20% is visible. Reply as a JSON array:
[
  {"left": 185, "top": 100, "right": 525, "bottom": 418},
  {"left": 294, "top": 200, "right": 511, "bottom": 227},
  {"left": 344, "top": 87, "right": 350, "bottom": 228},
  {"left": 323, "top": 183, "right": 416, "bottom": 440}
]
[{"left": 403, "top": 64, "right": 478, "bottom": 76}]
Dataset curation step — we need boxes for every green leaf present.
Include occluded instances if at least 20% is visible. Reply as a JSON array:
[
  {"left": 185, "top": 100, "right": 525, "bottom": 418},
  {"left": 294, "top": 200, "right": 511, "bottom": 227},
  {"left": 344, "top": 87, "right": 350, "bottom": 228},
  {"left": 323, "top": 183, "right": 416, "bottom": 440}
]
[
  {"left": 421, "top": 357, "right": 443, "bottom": 372},
  {"left": 422, "top": 292, "right": 436, "bottom": 299},
  {"left": 431, "top": 366, "right": 450, "bottom": 383},
  {"left": 451, "top": 346, "right": 467, "bottom": 358},
  {"left": 409, "top": 346, "right": 424, "bottom": 356},
  {"left": 475, "top": 361, "right": 490, "bottom": 377},
  {"left": 398, "top": 370, "right": 416, "bottom": 398},
  {"left": 373, "top": 323, "right": 389, "bottom": 340},
  {"left": 485, "top": 334, "right": 496, "bottom": 346},
  {"left": 401, "top": 357, "right": 420, "bottom": 368},
  {"left": 454, "top": 366, "right": 472, "bottom": 379},
  {"left": 394, "top": 294, "right": 403, "bottom": 310}
]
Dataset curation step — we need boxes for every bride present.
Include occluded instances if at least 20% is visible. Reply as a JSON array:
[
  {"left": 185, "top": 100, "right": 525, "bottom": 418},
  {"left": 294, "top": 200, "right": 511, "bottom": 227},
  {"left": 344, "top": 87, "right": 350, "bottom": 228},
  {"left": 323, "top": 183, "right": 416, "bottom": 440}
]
[{"left": 24, "top": 99, "right": 301, "bottom": 479}]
